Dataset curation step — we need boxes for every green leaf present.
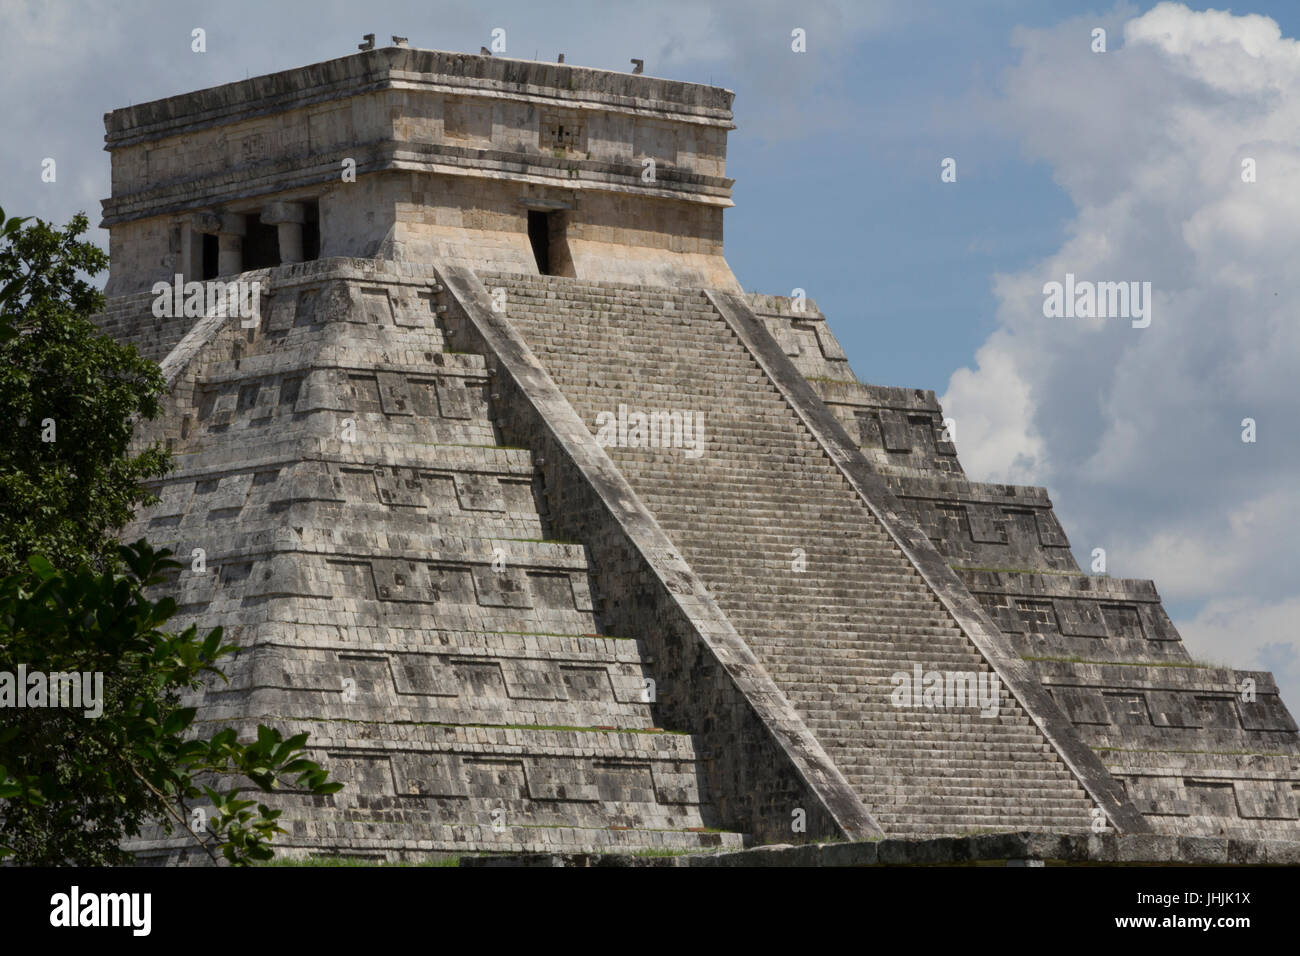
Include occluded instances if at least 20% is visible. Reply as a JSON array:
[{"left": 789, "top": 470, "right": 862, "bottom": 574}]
[
  {"left": 161, "top": 707, "right": 197, "bottom": 736},
  {"left": 25, "top": 554, "right": 55, "bottom": 579}
]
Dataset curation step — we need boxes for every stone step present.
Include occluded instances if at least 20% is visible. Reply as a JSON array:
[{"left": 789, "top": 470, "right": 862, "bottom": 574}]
[{"left": 487, "top": 272, "right": 1097, "bottom": 834}]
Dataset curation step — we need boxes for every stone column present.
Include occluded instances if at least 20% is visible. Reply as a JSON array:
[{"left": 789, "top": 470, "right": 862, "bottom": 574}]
[
  {"left": 179, "top": 223, "right": 203, "bottom": 280},
  {"left": 216, "top": 236, "right": 242, "bottom": 276},
  {"left": 212, "top": 214, "right": 246, "bottom": 276},
  {"left": 261, "top": 201, "right": 307, "bottom": 263}
]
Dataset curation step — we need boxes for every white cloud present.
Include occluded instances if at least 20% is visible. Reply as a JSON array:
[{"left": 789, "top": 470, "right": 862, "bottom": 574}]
[
  {"left": 942, "top": 326, "right": 1044, "bottom": 483},
  {"left": 1180, "top": 595, "right": 1300, "bottom": 704},
  {"left": 940, "top": 2, "right": 1300, "bottom": 709}
]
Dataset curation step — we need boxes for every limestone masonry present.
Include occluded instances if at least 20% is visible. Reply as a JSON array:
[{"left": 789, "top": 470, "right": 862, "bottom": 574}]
[{"left": 94, "top": 46, "right": 1299, "bottom": 861}]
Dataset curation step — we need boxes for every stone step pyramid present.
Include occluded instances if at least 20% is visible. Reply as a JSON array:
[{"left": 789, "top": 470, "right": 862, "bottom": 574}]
[{"left": 90, "top": 45, "right": 1298, "bottom": 861}]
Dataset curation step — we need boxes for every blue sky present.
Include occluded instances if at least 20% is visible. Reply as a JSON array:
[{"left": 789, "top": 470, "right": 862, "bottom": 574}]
[
  {"left": 725, "top": 0, "right": 1300, "bottom": 386},
  {"left": 2, "top": 1, "right": 1297, "bottom": 707}
]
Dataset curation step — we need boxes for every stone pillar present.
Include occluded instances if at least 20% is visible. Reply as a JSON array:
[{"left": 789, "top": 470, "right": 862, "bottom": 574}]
[
  {"left": 212, "top": 213, "right": 246, "bottom": 276},
  {"left": 217, "top": 235, "right": 242, "bottom": 276},
  {"left": 261, "top": 201, "right": 306, "bottom": 263},
  {"left": 179, "top": 223, "right": 203, "bottom": 280}
]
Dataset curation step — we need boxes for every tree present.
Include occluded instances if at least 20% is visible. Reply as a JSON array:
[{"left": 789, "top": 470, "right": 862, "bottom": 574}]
[
  {"left": 0, "top": 211, "right": 341, "bottom": 863},
  {"left": 0, "top": 541, "right": 341, "bottom": 865},
  {"left": 0, "top": 207, "right": 169, "bottom": 576}
]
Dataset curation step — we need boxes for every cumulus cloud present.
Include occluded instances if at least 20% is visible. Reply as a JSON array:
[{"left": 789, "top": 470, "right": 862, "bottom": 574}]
[{"left": 941, "top": 2, "right": 1300, "bottom": 707}]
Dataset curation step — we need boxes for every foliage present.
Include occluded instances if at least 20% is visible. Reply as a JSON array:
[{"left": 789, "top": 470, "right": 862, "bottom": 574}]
[
  {"left": 0, "top": 541, "right": 341, "bottom": 865},
  {"left": 0, "top": 207, "right": 169, "bottom": 576},
  {"left": 0, "top": 208, "right": 341, "bottom": 864}
]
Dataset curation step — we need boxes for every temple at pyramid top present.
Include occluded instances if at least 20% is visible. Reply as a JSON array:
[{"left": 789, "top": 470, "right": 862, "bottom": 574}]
[{"left": 101, "top": 45, "right": 739, "bottom": 296}]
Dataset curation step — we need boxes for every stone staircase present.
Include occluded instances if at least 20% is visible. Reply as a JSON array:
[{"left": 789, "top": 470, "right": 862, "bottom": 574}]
[
  {"left": 114, "top": 261, "right": 741, "bottom": 860},
  {"left": 754, "top": 297, "right": 1300, "bottom": 841},
  {"left": 482, "top": 273, "right": 1098, "bottom": 836}
]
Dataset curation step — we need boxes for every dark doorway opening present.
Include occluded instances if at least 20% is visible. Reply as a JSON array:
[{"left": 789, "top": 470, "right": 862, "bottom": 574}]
[
  {"left": 528, "top": 210, "right": 551, "bottom": 275},
  {"left": 201, "top": 233, "right": 219, "bottom": 279},
  {"left": 243, "top": 214, "right": 280, "bottom": 270},
  {"left": 303, "top": 200, "right": 321, "bottom": 261}
]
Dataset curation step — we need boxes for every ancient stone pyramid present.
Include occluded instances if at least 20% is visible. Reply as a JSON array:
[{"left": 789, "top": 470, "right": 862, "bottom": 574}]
[{"left": 94, "top": 46, "right": 1299, "bottom": 861}]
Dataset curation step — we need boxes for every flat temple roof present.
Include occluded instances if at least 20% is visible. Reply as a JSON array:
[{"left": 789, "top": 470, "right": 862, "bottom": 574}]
[{"left": 104, "top": 46, "right": 735, "bottom": 148}]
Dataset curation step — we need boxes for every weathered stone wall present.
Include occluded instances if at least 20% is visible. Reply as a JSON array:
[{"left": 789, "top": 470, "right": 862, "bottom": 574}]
[
  {"left": 389, "top": 173, "right": 734, "bottom": 288},
  {"left": 745, "top": 294, "right": 852, "bottom": 382}
]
